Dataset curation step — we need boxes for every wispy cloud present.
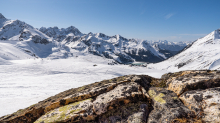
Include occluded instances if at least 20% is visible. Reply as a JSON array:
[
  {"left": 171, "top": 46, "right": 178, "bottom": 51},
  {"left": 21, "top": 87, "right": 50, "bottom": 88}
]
[
  {"left": 164, "top": 13, "right": 175, "bottom": 20},
  {"left": 178, "top": 34, "right": 207, "bottom": 36}
]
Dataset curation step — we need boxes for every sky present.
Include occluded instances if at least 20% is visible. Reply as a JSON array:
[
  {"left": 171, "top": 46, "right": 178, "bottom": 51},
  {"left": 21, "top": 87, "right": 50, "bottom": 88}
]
[{"left": 1, "top": 0, "right": 220, "bottom": 42}]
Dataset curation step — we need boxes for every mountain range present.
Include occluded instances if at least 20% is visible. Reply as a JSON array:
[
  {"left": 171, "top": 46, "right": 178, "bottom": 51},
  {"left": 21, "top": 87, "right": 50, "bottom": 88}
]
[{"left": 0, "top": 13, "right": 189, "bottom": 64}]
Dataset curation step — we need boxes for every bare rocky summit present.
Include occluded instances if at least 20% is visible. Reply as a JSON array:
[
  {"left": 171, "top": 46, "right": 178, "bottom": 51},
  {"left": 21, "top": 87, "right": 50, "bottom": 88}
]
[{"left": 1, "top": 70, "right": 220, "bottom": 123}]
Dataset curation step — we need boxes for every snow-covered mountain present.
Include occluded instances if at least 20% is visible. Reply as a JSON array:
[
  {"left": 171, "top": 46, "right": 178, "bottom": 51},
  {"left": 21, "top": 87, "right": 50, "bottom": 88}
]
[
  {"left": 0, "top": 13, "right": 188, "bottom": 63},
  {"left": 0, "top": 13, "right": 53, "bottom": 58},
  {"left": 148, "top": 29, "right": 220, "bottom": 70},
  {"left": 39, "top": 26, "right": 188, "bottom": 63},
  {"left": 64, "top": 33, "right": 169, "bottom": 63},
  {"left": 147, "top": 40, "right": 190, "bottom": 58},
  {"left": 39, "top": 26, "right": 82, "bottom": 42}
]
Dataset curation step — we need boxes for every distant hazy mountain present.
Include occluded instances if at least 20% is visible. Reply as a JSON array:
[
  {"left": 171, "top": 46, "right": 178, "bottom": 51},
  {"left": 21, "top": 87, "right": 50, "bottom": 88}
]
[
  {"left": 148, "top": 29, "right": 220, "bottom": 70},
  {"left": 0, "top": 13, "right": 188, "bottom": 63}
]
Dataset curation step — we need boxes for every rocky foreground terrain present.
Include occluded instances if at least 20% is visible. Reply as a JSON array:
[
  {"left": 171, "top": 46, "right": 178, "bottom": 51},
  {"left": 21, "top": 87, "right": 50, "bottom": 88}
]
[{"left": 1, "top": 70, "right": 220, "bottom": 123}]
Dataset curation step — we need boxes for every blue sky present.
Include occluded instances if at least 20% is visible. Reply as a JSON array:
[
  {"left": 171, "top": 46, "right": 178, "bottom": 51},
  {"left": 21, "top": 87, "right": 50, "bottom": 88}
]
[{"left": 1, "top": 0, "right": 220, "bottom": 41}]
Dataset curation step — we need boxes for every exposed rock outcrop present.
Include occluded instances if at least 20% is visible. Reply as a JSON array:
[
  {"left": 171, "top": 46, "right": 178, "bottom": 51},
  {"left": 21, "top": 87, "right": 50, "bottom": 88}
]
[
  {"left": 147, "top": 87, "right": 194, "bottom": 123},
  {"left": 165, "top": 70, "right": 220, "bottom": 96},
  {"left": 1, "top": 70, "right": 220, "bottom": 123},
  {"left": 180, "top": 87, "right": 220, "bottom": 122}
]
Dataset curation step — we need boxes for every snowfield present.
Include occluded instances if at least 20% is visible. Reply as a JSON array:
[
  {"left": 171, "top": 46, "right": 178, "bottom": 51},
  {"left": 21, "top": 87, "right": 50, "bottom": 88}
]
[{"left": 0, "top": 54, "right": 168, "bottom": 117}]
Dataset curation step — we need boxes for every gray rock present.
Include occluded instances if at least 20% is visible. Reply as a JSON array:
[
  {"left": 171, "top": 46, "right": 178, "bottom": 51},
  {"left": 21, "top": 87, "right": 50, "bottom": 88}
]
[
  {"left": 147, "top": 87, "right": 194, "bottom": 123},
  {"left": 93, "top": 82, "right": 147, "bottom": 115},
  {"left": 166, "top": 70, "right": 220, "bottom": 96},
  {"left": 34, "top": 98, "right": 95, "bottom": 123},
  {"left": 180, "top": 87, "right": 220, "bottom": 123}
]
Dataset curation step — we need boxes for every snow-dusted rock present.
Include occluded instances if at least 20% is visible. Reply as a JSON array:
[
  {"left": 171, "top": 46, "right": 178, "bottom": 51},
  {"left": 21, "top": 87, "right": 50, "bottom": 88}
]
[{"left": 39, "top": 26, "right": 82, "bottom": 42}]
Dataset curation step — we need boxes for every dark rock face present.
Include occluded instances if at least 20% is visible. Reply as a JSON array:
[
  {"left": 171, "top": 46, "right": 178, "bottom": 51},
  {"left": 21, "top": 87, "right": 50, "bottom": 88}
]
[
  {"left": 32, "top": 35, "right": 50, "bottom": 44},
  {"left": 126, "top": 49, "right": 164, "bottom": 63},
  {"left": 39, "top": 26, "right": 82, "bottom": 42},
  {"left": 1, "top": 70, "right": 220, "bottom": 123}
]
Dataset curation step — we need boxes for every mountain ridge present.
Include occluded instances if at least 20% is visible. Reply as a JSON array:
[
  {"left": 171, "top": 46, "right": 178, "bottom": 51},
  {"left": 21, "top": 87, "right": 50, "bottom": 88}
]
[
  {"left": 148, "top": 28, "right": 220, "bottom": 70},
  {"left": 0, "top": 13, "right": 188, "bottom": 63},
  {"left": 38, "top": 26, "right": 188, "bottom": 63}
]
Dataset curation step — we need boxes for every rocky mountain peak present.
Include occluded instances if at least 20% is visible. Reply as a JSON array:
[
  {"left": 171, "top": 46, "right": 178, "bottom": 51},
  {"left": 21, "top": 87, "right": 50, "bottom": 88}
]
[
  {"left": 65, "top": 26, "right": 81, "bottom": 34},
  {"left": 0, "top": 13, "right": 6, "bottom": 20}
]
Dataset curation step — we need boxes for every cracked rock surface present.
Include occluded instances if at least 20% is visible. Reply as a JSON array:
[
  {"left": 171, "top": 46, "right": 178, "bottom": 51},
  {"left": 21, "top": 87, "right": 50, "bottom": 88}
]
[
  {"left": 147, "top": 87, "right": 194, "bottom": 123},
  {"left": 180, "top": 87, "right": 220, "bottom": 122}
]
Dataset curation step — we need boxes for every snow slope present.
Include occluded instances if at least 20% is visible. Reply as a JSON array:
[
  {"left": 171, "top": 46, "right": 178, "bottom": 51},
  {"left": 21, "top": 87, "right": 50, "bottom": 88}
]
[
  {"left": 0, "top": 14, "right": 53, "bottom": 58},
  {"left": 148, "top": 29, "right": 220, "bottom": 71},
  {"left": 0, "top": 41, "right": 32, "bottom": 60}
]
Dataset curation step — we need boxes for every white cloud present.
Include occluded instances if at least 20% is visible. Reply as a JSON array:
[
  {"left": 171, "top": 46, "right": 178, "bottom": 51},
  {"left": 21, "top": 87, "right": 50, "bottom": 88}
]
[{"left": 165, "top": 13, "right": 175, "bottom": 20}]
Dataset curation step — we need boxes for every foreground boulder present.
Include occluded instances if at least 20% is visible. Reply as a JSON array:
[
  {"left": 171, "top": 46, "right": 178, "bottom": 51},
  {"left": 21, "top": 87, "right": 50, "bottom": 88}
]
[
  {"left": 165, "top": 70, "right": 220, "bottom": 96},
  {"left": 180, "top": 87, "right": 220, "bottom": 122},
  {"left": 1, "top": 70, "right": 220, "bottom": 123}
]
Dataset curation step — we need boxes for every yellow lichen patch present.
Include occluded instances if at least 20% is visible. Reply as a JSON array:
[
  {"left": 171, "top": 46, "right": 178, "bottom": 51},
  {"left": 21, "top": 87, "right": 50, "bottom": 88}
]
[
  {"left": 154, "top": 93, "right": 166, "bottom": 104},
  {"left": 172, "top": 97, "right": 178, "bottom": 100},
  {"left": 35, "top": 98, "right": 92, "bottom": 123},
  {"left": 45, "top": 93, "right": 93, "bottom": 113},
  {"left": 77, "top": 86, "right": 86, "bottom": 92},
  {"left": 148, "top": 90, "right": 166, "bottom": 104},
  {"left": 148, "top": 90, "right": 157, "bottom": 97}
]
